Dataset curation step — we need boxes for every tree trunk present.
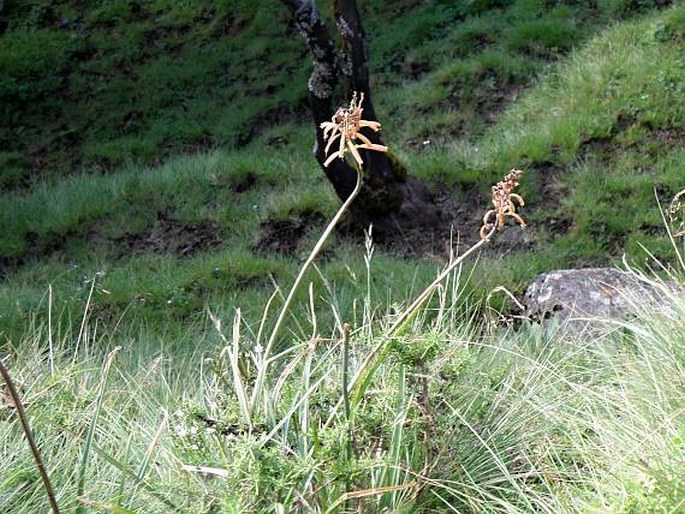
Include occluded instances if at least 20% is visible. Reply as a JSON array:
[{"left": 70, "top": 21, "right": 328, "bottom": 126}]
[
  {"left": 0, "top": 0, "right": 7, "bottom": 35},
  {"left": 280, "top": 0, "right": 441, "bottom": 240}
]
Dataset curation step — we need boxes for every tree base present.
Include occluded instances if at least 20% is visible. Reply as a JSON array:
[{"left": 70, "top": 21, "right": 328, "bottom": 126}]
[{"left": 349, "top": 175, "right": 442, "bottom": 243}]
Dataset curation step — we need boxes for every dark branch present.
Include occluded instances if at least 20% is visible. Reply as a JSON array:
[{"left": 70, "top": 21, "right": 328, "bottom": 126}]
[
  {"left": 0, "top": 361, "right": 60, "bottom": 513},
  {"left": 281, "top": 0, "right": 441, "bottom": 238},
  {"left": 334, "top": 0, "right": 392, "bottom": 184},
  {"left": 280, "top": 0, "right": 358, "bottom": 200}
]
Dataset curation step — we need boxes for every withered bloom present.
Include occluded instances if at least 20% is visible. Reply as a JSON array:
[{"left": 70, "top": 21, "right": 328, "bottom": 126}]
[{"left": 320, "top": 92, "right": 388, "bottom": 167}]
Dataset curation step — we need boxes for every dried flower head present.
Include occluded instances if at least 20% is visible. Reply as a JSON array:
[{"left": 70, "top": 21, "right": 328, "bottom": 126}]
[
  {"left": 669, "top": 188, "right": 685, "bottom": 237},
  {"left": 320, "top": 92, "right": 388, "bottom": 167},
  {"left": 480, "top": 169, "right": 527, "bottom": 241}
]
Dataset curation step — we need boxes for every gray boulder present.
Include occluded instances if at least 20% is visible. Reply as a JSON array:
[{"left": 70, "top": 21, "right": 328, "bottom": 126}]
[{"left": 522, "top": 268, "right": 675, "bottom": 335}]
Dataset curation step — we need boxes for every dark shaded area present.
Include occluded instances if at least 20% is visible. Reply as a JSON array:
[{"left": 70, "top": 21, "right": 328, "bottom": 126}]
[
  {"left": 250, "top": 180, "right": 541, "bottom": 262},
  {"left": 526, "top": 160, "right": 573, "bottom": 236},
  {"left": 230, "top": 172, "right": 258, "bottom": 193},
  {"left": 0, "top": 213, "right": 223, "bottom": 278},
  {"left": 0, "top": 1, "right": 309, "bottom": 187},
  {"left": 578, "top": 112, "right": 685, "bottom": 165},
  {"left": 473, "top": 82, "right": 523, "bottom": 126},
  {"left": 0, "top": 230, "right": 73, "bottom": 279},
  {"left": 253, "top": 209, "right": 327, "bottom": 257},
  {"left": 115, "top": 212, "right": 222, "bottom": 258}
]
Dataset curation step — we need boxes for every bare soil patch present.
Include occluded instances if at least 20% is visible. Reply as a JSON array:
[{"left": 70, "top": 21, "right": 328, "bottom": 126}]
[
  {"left": 527, "top": 160, "right": 573, "bottom": 237},
  {"left": 253, "top": 209, "right": 327, "bottom": 257},
  {"left": 473, "top": 82, "right": 523, "bottom": 126},
  {"left": 431, "top": 184, "right": 536, "bottom": 258},
  {"left": 231, "top": 172, "right": 258, "bottom": 193},
  {"left": 250, "top": 179, "right": 544, "bottom": 263},
  {"left": 237, "top": 101, "right": 308, "bottom": 148},
  {"left": 115, "top": 212, "right": 222, "bottom": 258}
]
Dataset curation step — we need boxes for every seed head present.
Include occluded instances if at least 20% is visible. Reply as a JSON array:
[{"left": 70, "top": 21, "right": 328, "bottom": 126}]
[
  {"left": 669, "top": 188, "right": 685, "bottom": 238},
  {"left": 480, "top": 169, "right": 527, "bottom": 241}
]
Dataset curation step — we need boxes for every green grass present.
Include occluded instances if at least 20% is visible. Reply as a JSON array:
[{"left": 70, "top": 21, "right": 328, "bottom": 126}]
[
  {"left": 1, "top": 255, "right": 683, "bottom": 512},
  {"left": 2, "top": 0, "right": 685, "bottom": 511},
  {"left": 0, "top": 0, "right": 669, "bottom": 184},
  {"left": 0, "top": 0, "right": 682, "bottom": 357},
  {"left": 0, "top": 0, "right": 308, "bottom": 182}
]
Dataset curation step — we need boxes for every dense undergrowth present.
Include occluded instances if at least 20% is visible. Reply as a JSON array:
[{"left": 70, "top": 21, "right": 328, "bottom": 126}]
[
  {"left": 1, "top": 0, "right": 685, "bottom": 512},
  {"left": 1, "top": 254, "right": 683, "bottom": 512}
]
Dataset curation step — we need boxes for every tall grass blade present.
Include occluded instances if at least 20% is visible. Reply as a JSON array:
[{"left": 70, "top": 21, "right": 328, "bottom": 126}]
[
  {"left": 78, "top": 497, "right": 137, "bottom": 514},
  {"left": 0, "top": 360, "right": 60, "bottom": 514},
  {"left": 76, "top": 346, "right": 121, "bottom": 514},
  {"left": 76, "top": 275, "right": 97, "bottom": 355},
  {"left": 48, "top": 284, "right": 55, "bottom": 377},
  {"left": 132, "top": 411, "right": 167, "bottom": 498},
  {"left": 210, "top": 309, "right": 252, "bottom": 428},
  {"left": 259, "top": 369, "right": 333, "bottom": 447},
  {"left": 376, "top": 362, "right": 409, "bottom": 510},
  {"left": 90, "top": 442, "right": 177, "bottom": 510}
]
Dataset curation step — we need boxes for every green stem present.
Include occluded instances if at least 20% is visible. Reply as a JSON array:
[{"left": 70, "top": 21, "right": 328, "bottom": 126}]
[
  {"left": 341, "top": 321, "right": 353, "bottom": 506},
  {"left": 341, "top": 323, "right": 352, "bottom": 458},
  {"left": 349, "top": 227, "right": 495, "bottom": 406},
  {"left": 252, "top": 166, "right": 363, "bottom": 412}
]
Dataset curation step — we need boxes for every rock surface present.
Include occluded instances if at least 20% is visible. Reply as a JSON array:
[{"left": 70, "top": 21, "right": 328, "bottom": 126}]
[{"left": 522, "top": 268, "right": 675, "bottom": 335}]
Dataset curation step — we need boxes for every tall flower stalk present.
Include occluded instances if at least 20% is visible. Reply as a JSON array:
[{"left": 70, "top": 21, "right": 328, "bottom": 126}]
[
  {"left": 211, "top": 94, "right": 530, "bottom": 510},
  {"left": 349, "top": 169, "right": 528, "bottom": 405},
  {"left": 253, "top": 93, "right": 388, "bottom": 414}
]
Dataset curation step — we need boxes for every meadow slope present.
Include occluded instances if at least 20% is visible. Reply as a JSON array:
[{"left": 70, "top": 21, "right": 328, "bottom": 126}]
[{"left": 1, "top": 1, "right": 684, "bottom": 512}]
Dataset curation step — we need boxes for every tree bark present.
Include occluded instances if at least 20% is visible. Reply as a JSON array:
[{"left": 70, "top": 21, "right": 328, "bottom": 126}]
[
  {"left": 280, "top": 0, "right": 441, "bottom": 240},
  {"left": 0, "top": 0, "right": 7, "bottom": 35}
]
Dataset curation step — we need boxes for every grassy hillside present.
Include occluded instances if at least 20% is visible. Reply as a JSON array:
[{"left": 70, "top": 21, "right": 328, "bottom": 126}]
[
  {"left": 0, "top": 0, "right": 661, "bottom": 184},
  {"left": 1, "top": 1, "right": 684, "bottom": 512},
  {"left": 1, "top": 0, "right": 683, "bottom": 342}
]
